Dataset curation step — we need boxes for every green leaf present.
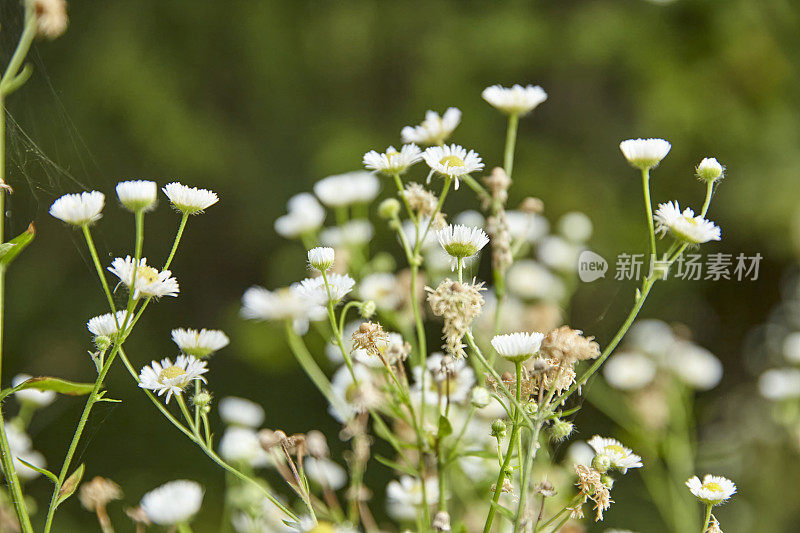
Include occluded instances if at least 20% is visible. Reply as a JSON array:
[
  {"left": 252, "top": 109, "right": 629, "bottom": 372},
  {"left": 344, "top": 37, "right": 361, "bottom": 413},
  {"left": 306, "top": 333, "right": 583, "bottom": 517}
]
[
  {"left": 55, "top": 463, "right": 84, "bottom": 507},
  {"left": 489, "top": 500, "right": 515, "bottom": 521},
  {"left": 0, "top": 377, "right": 96, "bottom": 403},
  {"left": 0, "top": 223, "right": 35, "bottom": 266},
  {"left": 374, "top": 455, "right": 418, "bottom": 477},
  {"left": 16, "top": 457, "right": 58, "bottom": 484},
  {"left": 437, "top": 415, "right": 453, "bottom": 438}
]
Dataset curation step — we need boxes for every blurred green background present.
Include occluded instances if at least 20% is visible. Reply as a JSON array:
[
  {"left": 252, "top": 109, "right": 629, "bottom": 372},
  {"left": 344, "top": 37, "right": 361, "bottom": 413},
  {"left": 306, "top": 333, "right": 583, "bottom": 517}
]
[{"left": 1, "top": 0, "right": 799, "bottom": 530}]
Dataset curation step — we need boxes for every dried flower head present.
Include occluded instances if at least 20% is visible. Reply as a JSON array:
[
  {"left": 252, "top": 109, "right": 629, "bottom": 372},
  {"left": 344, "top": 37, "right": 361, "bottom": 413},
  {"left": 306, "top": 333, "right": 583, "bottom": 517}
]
[
  {"left": 574, "top": 464, "right": 612, "bottom": 522},
  {"left": 34, "top": 0, "right": 68, "bottom": 39},
  {"left": 352, "top": 322, "right": 390, "bottom": 359},
  {"left": 403, "top": 182, "right": 439, "bottom": 218},
  {"left": 540, "top": 326, "right": 600, "bottom": 365},
  {"left": 426, "top": 279, "right": 485, "bottom": 358},
  {"left": 79, "top": 476, "right": 122, "bottom": 512}
]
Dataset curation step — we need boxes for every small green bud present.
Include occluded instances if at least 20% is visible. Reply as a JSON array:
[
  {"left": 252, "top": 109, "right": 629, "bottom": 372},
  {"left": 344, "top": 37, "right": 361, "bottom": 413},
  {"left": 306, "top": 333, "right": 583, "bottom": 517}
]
[
  {"left": 491, "top": 419, "right": 507, "bottom": 439},
  {"left": 378, "top": 198, "right": 401, "bottom": 220},
  {"left": 193, "top": 391, "right": 212, "bottom": 408},
  {"left": 550, "top": 420, "right": 574, "bottom": 442},
  {"left": 524, "top": 401, "right": 539, "bottom": 416},
  {"left": 601, "top": 474, "right": 615, "bottom": 489},
  {"left": 470, "top": 386, "right": 491, "bottom": 408},
  {"left": 592, "top": 453, "right": 612, "bottom": 473},
  {"left": 360, "top": 301, "right": 377, "bottom": 319},
  {"left": 94, "top": 335, "right": 112, "bottom": 351}
]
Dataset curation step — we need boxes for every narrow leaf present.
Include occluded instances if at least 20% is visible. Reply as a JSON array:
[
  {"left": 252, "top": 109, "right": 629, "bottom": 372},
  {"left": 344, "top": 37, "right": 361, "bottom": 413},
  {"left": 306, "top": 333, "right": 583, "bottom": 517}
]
[
  {"left": 16, "top": 457, "right": 58, "bottom": 484},
  {"left": 0, "top": 223, "right": 35, "bottom": 266},
  {"left": 56, "top": 463, "right": 85, "bottom": 507},
  {"left": 437, "top": 415, "right": 453, "bottom": 438},
  {"left": 374, "top": 455, "right": 418, "bottom": 477},
  {"left": 0, "top": 377, "right": 95, "bottom": 403}
]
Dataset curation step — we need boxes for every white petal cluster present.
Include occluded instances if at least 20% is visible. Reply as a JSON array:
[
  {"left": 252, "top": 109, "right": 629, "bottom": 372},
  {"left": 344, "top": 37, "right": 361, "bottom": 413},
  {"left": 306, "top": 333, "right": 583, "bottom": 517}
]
[
  {"left": 313, "top": 171, "right": 380, "bottom": 207},
  {"left": 274, "top": 193, "right": 326, "bottom": 238},
  {"left": 491, "top": 332, "right": 545, "bottom": 363},
  {"left": 423, "top": 144, "right": 484, "bottom": 189},
  {"left": 759, "top": 368, "right": 800, "bottom": 400},
  {"left": 49, "top": 191, "right": 105, "bottom": 226},
  {"left": 653, "top": 201, "right": 721, "bottom": 244},
  {"left": 295, "top": 273, "right": 356, "bottom": 305},
  {"left": 138, "top": 355, "right": 208, "bottom": 403},
  {"left": 5, "top": 423, "right": 46, "bottom": 480},
  {"left": 482, "top": 84, "right": 547, "bottom": 115},
  {"left": 241, "top": 285, "right": 325, "bottom": 335},
  {"left": 140, "top": 480, "right": 204, "bottom": 525},
  {"left": 87, "top": 310, "right": 128, "bottom": 338},
  {"left": 696, "top": 157, "right": 724, "bottom": 182},
  {"left": 401, "top": 108, "right": 461, "bottom": 145},
  {"left": 358, "top": 272, "right": 400, "bottom": 310},
  {"left": 108, "top": 256, "right": 179, "bottom": 299},
  {"left": 686, "top": 474, "right": 736, "bottom": 506},
  {"left": 667, "top": 341, "right": 723, "bottom": 390},
  {"left": 12, "top": 374, "right": 56, "bottom": 408},
  {"left": 386, "top": 475, "right": 439, "bottom": 520},
  {"left": 171, "top": 328, "right": 230, "bottom": 358},
  {"left": 587, "top": 435, "right": 643, "bottom": 474},
  {"left": 363, "top": 144, "right": 422, "bottom": 175},
  {"left": 557, "top": 211, "right": 593, "bottom": 243},
  {"left": 162, "top": 182, "right": 219, "bottom": 215},
  {"left": 436, "top": 224, "right": 489, "bottom": 261},
  {"left": 603, "top": 352, "right": 657, "bottom": 391},
  {"left": 219, "top": 396, "right": 265, "bottom": 427},
  {"left": 304, "top": 457, "right": 347, "bottom": 490},
  {"left": 619, "top": 138, "right": 671, "bottom": 170},
  {"left": 308, "top": 247, "right": 335, "bottom": 272},
  {"left": 116, "top": 180, "right": 157, "bottom": 212},
  {"left": 320, "top": 220, "right": 374, "bottom": 247},
  {"left": 219, "top": 426, "right": 271, "bottom": 468}
]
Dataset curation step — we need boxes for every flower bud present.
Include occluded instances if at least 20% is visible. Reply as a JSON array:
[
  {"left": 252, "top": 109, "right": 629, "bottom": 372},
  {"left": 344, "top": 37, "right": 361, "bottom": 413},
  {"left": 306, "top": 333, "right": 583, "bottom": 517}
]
[
  {"left": 470, "top": 386, "right": 491, "bottom": 408},
  {"left": 360, "top": 300, "right": 377, "bottom": 319},
  {"left": 378, "top": 198, "right": 401, "bottom": 219},
  {"left": 308, "top": 247, "right": 335, "bottom": 271},
  {"left": 592, "top": 453, "right": 612, "bottom": 473},
  {"left": 491, "top": 419, "right": 507, "bottom": 439},
  {"left": 193, "top": 391, "right": 212, "bottom": 408},
  {"left": 696, "top": 157, "right": 724, "bottom": 182},
  {"left": 601, "top": 474, "right": 615, "bottom": 489},
  {"left": 94, "top": 335, "right": 112, "bottom": 351},
  {"left": 550, "top": 420, "right": 574, "bottom": 442}
]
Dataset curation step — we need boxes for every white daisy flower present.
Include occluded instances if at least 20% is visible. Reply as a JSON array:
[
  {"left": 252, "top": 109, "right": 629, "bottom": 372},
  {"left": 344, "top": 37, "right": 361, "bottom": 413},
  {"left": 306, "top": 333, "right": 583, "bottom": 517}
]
[
  {"left": 363, "top": 144, "right": 422, "bottom": 175},
  {"left": 240, "top": 285, "right": 325, "bottom": 335},
  {"left": 358, "top": 272, "right": 400, "bottom": 310},
  {"left": 567, "top": 442, "right": 595, "bottom": 467},
  {"left": 108, "top": 256, "right": 179, "bottom": 299},
  {"left": 329, "top": 364, "right": 382, "bottom": 422},
  {"left": 603, "top": 352, "right": 657, "bottom": 391},
  {"left": 626, "top": 319, "right": 676, "bottom": 360},
  {"left": 401, "top": 108, "right": 461, "bottom": 145},
  {"left": 219, "top": 426, "right": 271, "bottom": 468},
  {"left": 307, "top": 247, "right": 335, "bottom": 272},
  {"left": 506, "top": 211, "right": 549, "bottom": 243},
  {"left": 12, "top": 374, "right": 56, "bottom": 408},
  {"left": 304, "top": 457, "right": 347, "bottom": 490},
  {"left": 481, "top": 84, "right": 548, "bottom": 115},
  {"left": 49, "top": 191, "right": 105, "bottom": 226},
  {"left": 696, "top": 157, "right": 724, "bottom": 182},
  {"left": 138, "top": 355, "right": 208, "bottom": 403},
  {"left": 87, "top": 310, "right": 128, "bottom": 338},
  {"left": 454, "top": 209, "right": 485, "bottom": 229},
  {"left": 436, "top": 224, "right": 489, "bottom": 265},
  {"left": 619, "top": 138, "right": 671, "bottom": 170},
  {"left": 686, "top": 474, "right": 736, "bottom": 506},
  {"left": 537, "top": 235, "right": 583, "bottom": 272},
  {"left": 557, "top": 211, "right": 593, "bottom": 243},
  {"left": 319, "top": 220, "right": 374, "bottom": 247},
  {"left": 116, "top": 180, "right": 158, "bottom": 212},
  {"left": 491, "top": 332, "right": 545, "bottom": 363},
  {"left": 653, "top": 201, "right": 721, "bottom": 244},
  {"left": 140, "top": 480, "right": 204, "bottom": 526},
  {"left": 162, "top": 182, "right": 219, "bottom": 215},
  {"left": 783, "top": 332, "right": 800, "bottom": 363},
  {"left": 171, "top": 328, "right": 230, "bottom": 358},
  {"left": 295, "top": 274, "right": 356, "bottom": 305},
  {"left": 219, "top": 396, "right": 265, "bottom": 427},
  {"left": 667, "top": 340, "right": 722, "bottom": 390},
  {"left": 587, "top": 436, "right": 643, "bottom": 474},
  {"left": 506, "top": 259, "right": 566, "bottom": 301},
  {"left": 422, "top": 144, "right": 484, "bottom": 190},
  {"left": 759, "top": 368, "right": 800, "bottom": 400},
  {"left": 386, "top": 476, "right": 439, "bottom": 520},
  {"left": 313, "top": 171, "right": 380, "bottom": 207},
  {"left": 274, "top": 193, "right": 326, "bottom": 238}
]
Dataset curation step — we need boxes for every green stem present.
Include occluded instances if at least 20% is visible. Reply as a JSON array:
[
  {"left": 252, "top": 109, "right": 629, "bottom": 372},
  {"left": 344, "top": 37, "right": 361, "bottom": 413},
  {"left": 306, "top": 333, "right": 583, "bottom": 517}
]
[
  {"left": 164, "top": 212, "right": 189, "bottom": 270},
  {"left": 701, "top": 504, "right": 713, "bottom": 532},
  {"left": 504, "top": 114, "right": 519, "bottom": 180},
  {"left": 483, "top": 361, "right": 523, "bottom": 533},
  {"left": 392, "top": 172, "right": 417, "bottom": 226},
  {"left": 641, "top": 168, "right": 657, "bottom": 259},
  {"left": 177, "top": 524, "right": 194, "bottom": 533},
  {"left": 700, "top": 180, "right": 714, "bottom": 218},
  {"left": 82, "top": 225, "right": 118, "bottom": 313}
]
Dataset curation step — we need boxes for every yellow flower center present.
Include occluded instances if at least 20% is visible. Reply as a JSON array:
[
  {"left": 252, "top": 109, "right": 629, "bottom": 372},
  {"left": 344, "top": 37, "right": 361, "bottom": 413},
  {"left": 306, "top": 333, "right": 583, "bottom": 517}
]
[
  {"left": 702, "top": 481, "right": 722, "bottom": 492},
  {"left": 440, "top": 155, "right": 464, "bottom": 168},
  {"left": 136, "top": 265, "right": 160, "bottom": 284},
  {"left": 158, "top": 365, "right": 186, "bottom": 382},
  {"left": 605, "top": 444, "right": 625, "bottom": 455}
]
